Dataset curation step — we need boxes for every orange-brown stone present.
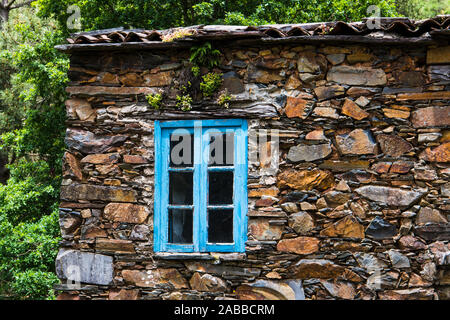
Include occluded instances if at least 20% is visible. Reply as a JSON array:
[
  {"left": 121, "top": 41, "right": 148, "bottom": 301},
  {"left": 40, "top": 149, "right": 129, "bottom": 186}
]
[
  {"left": 103, "top": 203, "right": 149, "bottom": 223},
  {"left": 397, "top": 91, "right": 450, "bottom": 101},
  {"left": 109, "top": 289, "right": 139, "bottom": 300},
  {"left": 119, "top": 73, "right": 144, "bottom": 87},
  {"left": 320, "top": 215, "right": 365, "bottom": 238},
  {"left": 122, "top": 269, "right": 188, "bottom": 289},
  {"left": 291, "top": 259, "right": 345, "bottom": 279},
  {"left": 277, "top": 236, "right": 320, "bottom": 255},
  {"left": 419, "top": 143, "right": 450, "bottom": 162},
  {"left": 96, "top": 239, "right": 135, "bottom": 254},
  {"left": 81, "top": 153, "right": 120, "bottom": 164},
  {"left": 123, "top": 155, "right": 148, "bottom": 164},
  {"left": 284, "top": 96, "right": 311, "bottom": 119},
  {"left": 341, "top": 98, "right": 369, "bottom": 120},
  {"left": 143, "top": 71, "right": 174, "bottom": 87},
  {"left": 277, "top": 168, "right": 335, "bottom": 191},
  {"left": 64, "top": 152, "right": 83, "bottom": 181}
]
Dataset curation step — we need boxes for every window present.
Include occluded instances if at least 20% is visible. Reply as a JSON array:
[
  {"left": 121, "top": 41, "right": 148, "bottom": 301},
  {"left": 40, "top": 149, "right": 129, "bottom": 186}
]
[{"left": 154, "top": 119, "right": 248, "bottom": 252}]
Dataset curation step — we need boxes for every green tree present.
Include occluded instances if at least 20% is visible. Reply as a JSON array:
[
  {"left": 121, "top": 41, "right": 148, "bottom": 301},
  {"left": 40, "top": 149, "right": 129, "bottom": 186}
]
[
  {"left": 0, "top": 7, "right": 67, "bottom": 300},
  {"left": 396, "top": 0, "right": 449, "bottom": 19},
  {"left": 35, "top": 0, "right": 400, "bottom": 35}
]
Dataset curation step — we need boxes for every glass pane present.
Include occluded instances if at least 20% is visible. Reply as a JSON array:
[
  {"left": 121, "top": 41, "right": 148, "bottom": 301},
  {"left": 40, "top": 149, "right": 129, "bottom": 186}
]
[
  {"left": 170, "top": 132, "right": 194, "bottom": 167},
  {"left": 208, "top": 209, "right": 233, "bottom": 243},
  {"left": 168, "top": 209, "right": 193, "bottom": 244},
  {"left": 208, "top": 132, "right": 234, "bottom": 166},
  {"left": 169, "top": 172, "right": 193, "bottom": 205},
  {"left": 209, "top": 171, "right": 233, "bottom": 205}
]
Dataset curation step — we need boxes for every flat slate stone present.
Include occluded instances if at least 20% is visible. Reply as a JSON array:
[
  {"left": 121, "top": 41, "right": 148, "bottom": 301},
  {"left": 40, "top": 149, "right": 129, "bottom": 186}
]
[
  {"left": 355, "top": 186, "right": 425, "bottom": 207},
  {"left": 365, "top": 216, "right": 397, "bottom": 240},
  {"left": 65, "top": 128, "right": 128, "bottom": 154},
  {"left": 287, "top": 143, "right": 332, "bottom": 162},
  {"left": 236, "top": 280, "right": 305, "bottom": 300},
  {"left": 327, "top": 66, "right": 387, "bottom": 86},
  {"left": 55, "top": 249, "right": 113, "bottom": 286},
  {"left": 388, "top": 250, "right": 410, "bottom": 269}
]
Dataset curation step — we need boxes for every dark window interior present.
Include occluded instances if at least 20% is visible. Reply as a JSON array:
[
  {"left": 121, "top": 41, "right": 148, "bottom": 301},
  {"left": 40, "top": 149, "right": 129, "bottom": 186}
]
[
  {"left": 168, "top": 209, "right": 193, "bottom": 244},
  {"left": 208, "top": 171, "right": 234, "bottom": 205},
  {"left": 169, "top": 172, "right": 193, "bottom": 205},
  {"left": 208, "top": 209, "right": 234, "bottom": 243}
]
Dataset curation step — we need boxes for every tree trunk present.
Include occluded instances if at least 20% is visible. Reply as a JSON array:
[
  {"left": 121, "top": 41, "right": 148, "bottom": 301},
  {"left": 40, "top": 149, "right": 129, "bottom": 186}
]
[{"left": 0, "top": 7, "right": 9, "bottom": 29}]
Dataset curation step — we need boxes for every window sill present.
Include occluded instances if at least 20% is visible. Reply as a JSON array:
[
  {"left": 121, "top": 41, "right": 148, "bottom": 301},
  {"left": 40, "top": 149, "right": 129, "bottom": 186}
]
[{"left": 154, "top": 252, "right": 247, "bottom": 261}]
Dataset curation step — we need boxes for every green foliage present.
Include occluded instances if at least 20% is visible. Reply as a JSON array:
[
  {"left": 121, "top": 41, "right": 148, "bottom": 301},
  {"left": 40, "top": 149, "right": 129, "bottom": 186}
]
[
  {"left": 395, "top": 0, "right": 449, "bottom": 19},
  {"left": 191, "top": 65, "right": 201, "bottom": 77},
  {"left": 35, "top": 0, "right": 403, "bottom": 35},
  {"left": 0, "top": 208, "right": 60, "bottom": 300},
  {"left": 200, "top": 72, "right": 223, "bottom": 98},
  {"left": 176, "top": 94, "right": 193, "bottom": 111},
  {"left": 146, "top": 93, "right": 163, "bottom": 110},
  {"left": 190, "top": 42, "right": 221, "bottom": 71},
  {"left": 0, "top": 7, "right": 66, "bottom": 300}
]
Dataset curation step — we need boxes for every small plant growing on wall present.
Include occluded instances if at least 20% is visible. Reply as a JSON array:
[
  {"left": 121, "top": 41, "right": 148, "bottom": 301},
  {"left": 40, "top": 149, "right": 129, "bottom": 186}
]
[
  {"left": 190, "top": 42, "right": 221, "bottom": 71},
  {"left": 165, "top": 42, "right": 230, "bottom": 112},
  {"left": 176, "top": 94, "right": 193, "bottom": 111},
  {"left": 146, "top": 93, "right": 163, "bottom": 110},
  {"left": 176, "top": 81, "right": 194, "bottom": 111},
  {"left": 200, "top": 72, "right": 223, "bottom": 98},
  {"left": 162, "top": 28, "right": 195, "bottom": 42},
  {"left": 217, "top": 89, "right": 232, "bottom": 109}
]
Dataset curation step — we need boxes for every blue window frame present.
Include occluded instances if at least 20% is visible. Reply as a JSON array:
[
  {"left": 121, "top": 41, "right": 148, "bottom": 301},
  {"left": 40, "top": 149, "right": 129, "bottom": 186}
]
[{"left": 154, "top": 119, "right": 248, "bottom": 252}]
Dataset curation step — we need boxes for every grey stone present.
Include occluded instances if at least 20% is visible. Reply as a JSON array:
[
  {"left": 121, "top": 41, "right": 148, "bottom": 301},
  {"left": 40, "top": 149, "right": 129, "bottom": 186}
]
[
  {"left": 130, "top": 225, "right": 150, "bottom": 241},
  {"left": 287, "top": 143, "right": 332, "bottom": 162},
  {"left": 441, "top": 183, "right": 450, "bottom": 197},
  {"left": 415, "top": 224, "right": 450, "bottom": 241},
  {"left": 327, "top": 66, "right": 387, "bottom": 86},
  {"left": 289, "top": 211, "right": 315, "bottom": 235},
  {"left": 365, "top": 216, "right": 397, "bottom": 240},
  {"left": 354, "top": 253, "right": 387, "bottom": 272},
  {"left": 355, "top": 186, "right": 425, "bottom": 207},
  {"left": 231, "top": 60, "right": 247, "bottom": 68},
  {"left": 382, "top": 87, "right": 422, "bottom": 94},
  {"left": 159, "top": 62, "right": 181, "bottom": 71},
  {"left": 297, "top": 52, "right": 327, "bottom": 74},
  {"left": 60, "top": 184, "right": 137, "bottom": 202},
  {"left": 222, "top": 71, "right": 245, "bottom": 94},
  {"left": 238, "top": 280, "right": 305, "bottom": 300},
  {"left": 185, "top": 262, "right": 261, "bottom": 279},
  {"left": 388, "top": 250, "right": 410, "bottom": 269},
  {"left": 367, "top": 272, "right": 397, "bottom": 290},
  {"left": 55, "top": 249, "right": 113, "bottom": 285},
  {"left": 326, "top": 54, "right": 345, "bottom": 65},
  {"left": 416, "top": 207, "right": 448, "bottom": 225},
  {"left": 59, "top": 212, "right": 82, "bottom": 238},
  {"left": 428, "top": 65, "right": 450, "bottom": 83},
  {"left": 65, "top": 128, "right": 128, "bottom": 154},
  {"left": 418, "top": 133, "right": 441, "bottom": 143}
]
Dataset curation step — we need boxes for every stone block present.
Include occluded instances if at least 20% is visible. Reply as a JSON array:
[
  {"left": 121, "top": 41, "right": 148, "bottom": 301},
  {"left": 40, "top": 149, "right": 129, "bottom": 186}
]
[{"left": 55, "top": 249, "right": 113, "bottom": 285}]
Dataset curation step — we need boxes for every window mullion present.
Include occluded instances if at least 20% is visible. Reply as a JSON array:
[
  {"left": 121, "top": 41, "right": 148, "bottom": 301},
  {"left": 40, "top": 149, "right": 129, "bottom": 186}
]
[
  {"left": 193, "top": 122, "right": 206, "bottom": 252},
  {"left": 199, "top": 124, "right": 210, "bottom": 252}
]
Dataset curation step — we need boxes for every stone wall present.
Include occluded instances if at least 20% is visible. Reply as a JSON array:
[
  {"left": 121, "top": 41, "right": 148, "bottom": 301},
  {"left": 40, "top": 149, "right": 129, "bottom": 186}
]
[{"left": 56, "top": 41, "right": 450, "bottom": 300}]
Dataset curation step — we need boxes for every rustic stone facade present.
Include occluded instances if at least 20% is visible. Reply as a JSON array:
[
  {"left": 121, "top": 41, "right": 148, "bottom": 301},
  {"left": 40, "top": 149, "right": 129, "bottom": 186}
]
[{"left": 56, "top": 30, "right": 450, "bottom": 300}]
